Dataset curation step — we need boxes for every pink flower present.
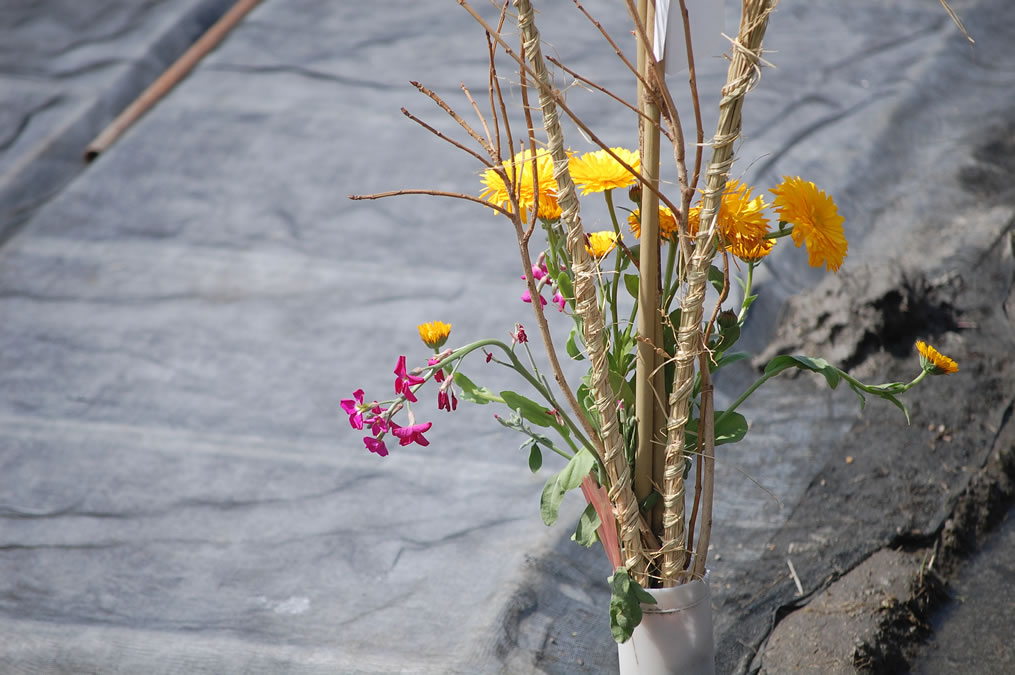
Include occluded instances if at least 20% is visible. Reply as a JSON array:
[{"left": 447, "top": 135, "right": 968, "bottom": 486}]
[
  {"left": 364, "top": 436, "right": 389, "bottom": 457},
  {"left": 520, "top": 262, "right": 549, "bottom": 282},
  {"left": 521, "top": 288, "right": 547, "bottom": 306},
  {"left": 552, "top": 291, "right": 566, "bottom": 312},
  {"left": 391, "top": 421, "right": 433, "bottom": 447},
  {"left": 438, "top": 386, "right": 458, "bottom": 412},
  {"left": 394, "top": 355, "right": 425, "bottom": 402},
  {"left": 340, "top": 389, "right": 367, "bottom": 429},
  {"left": 366, "top": 409, "right": 388, "bottom": 435},
  {"left": 434, "top": 368, "right": 445, "bottom": 383},
  {"left": 512, "top": 324, "right": 528, "bottom": 344}
]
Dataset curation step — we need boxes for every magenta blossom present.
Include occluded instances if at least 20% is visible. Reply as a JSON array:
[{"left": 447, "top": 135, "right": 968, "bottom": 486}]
[
  {"left": 552, "top": 291, "right": 566, "bottom": 312},
  {"left": 340, "top": 389, "right": 368, "bottom": 429},
  {"left": 512, "top": 324, "right": 528, "bottom": 344},
  {"left": 434, "top": 368, "right": 445, "bottom": 383},
  {"left": 391, "top": 421, "right": 433, "bottom": 447},
  {"left": 363, "top": 435, "right": 389, "bottom": 457},
  {"left": 394, "top": 355, "right": 425, "bottom": 402},
  {"left": 367, "top": 408, "right": 389, "bottom": 435},
  {"left": 520, "top": 262, "right": 549, "bottom": 282},
  {"left": 521, "top": 289, "right": 547, "bottom": 306},
  {"left": 438, "top": 386, "right": 458, "bottom": 412}
]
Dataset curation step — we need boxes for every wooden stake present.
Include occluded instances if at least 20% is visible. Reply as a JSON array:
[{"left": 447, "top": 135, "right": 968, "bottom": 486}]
[{"left": 84, "top": 0, "right": 262, "bottom": 161}]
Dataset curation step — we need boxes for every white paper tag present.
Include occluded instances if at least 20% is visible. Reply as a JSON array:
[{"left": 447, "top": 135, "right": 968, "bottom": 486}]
[{"left": 653, "top": 0, "right": 725, "bottom": 74}]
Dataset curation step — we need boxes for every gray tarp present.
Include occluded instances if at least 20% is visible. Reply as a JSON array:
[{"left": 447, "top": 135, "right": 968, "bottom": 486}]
[{"left": 1, "top": 0, "right": 1013, "bottom": 673}]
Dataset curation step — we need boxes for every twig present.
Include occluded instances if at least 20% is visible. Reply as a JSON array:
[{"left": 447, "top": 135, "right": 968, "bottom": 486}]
[
  {"left": 546, "top": 55, "right": 669, "bottom": 140},
  {"left": 461, "top": 83, "right": 494, "bottom": 152},
  {"left": 410, "top": 81, "right": 495, "bottom": 157},
  {"left": 677, "top": 0, "right": 706, "bottom": 198},
  {"left": 456, "top": 0, "right": 684, "bottom": 221},
  {"left": 787, "top": 557, "right": 804, "bottom": 596},
  {"left": 399, "top": 108, "right": 493, "bottom": 167},
  {"left": 349, "top": 189, "right": 511, "bottom": 217},
  {"left": 571, "top": 0, "right": 655, "bottom": 95}
]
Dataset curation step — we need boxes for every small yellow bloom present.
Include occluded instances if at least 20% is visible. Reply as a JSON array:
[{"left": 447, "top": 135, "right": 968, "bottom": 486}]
[
  {"left": 418, "top": 321, "right": 452, "bottom": 350},
  {"left": 480, "top": 149, "right": 561, "bottom": 220},
  {"left": 916, "top": 340, "right": 959, "bottom": 375},
  {"left": 586, "top": 230, "right": 620, "bottom": 257},
  {"left": 770, "top": 176, "right": 847, "bottom": 272},
  {"left": 627, "top": 205, "right": 679, "bottom": 241},
  {"left": 569, "top": 147, "right": 640, "bottom": 195}
]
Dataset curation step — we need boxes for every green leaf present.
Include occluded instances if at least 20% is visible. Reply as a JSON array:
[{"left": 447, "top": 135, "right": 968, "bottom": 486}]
[
  {"left": 711, "top": 350, "right": 752, "bottom": 372},
  {"left": 501, "top": 390, "right": 556, "bottom": 428},
  {"left": 609, "top": 370, "right": 636, "bottom": 410},
  {"left": 539, "top": 448, "right": 596, "bottom": 526},
  {"left": 571, "top": 502, "right": 601, "bottom": 547},
  {"left": 566, "top": 328, "right": 585, "bottom": 361},
  {"left": 714, "top": 410, "right": 748, "bottom": 445},
  {"left": 554, "top": 272, "right": 574, "bottom": 310},
  {"left": 708, "top": 265, "right": 726, "bottom": 294},
  {"left": 639, "top": 490, "right": 660, "bottom": 513},
  {"left": 684, "top": 410, "right": 749, "bottom": 449},
  {"left": 528, "top": 443, "right": 543, "bottom": 473},
  {"left": 454, "top": 372, "right": 502, "bottom": 405},
  {"left": 623, "top": 273, "right": 640, "bottom": 300},
  {"left": 608, "top": 567, "right": 656, "bottom": 643},
  {"left": 764, "top": 354, "right": 841, "bottom": 389}
]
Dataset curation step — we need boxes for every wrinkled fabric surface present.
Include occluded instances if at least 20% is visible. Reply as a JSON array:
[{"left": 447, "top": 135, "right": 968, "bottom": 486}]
[{"left": 0, "top": 0, "right": 1013, "bottom": 673}]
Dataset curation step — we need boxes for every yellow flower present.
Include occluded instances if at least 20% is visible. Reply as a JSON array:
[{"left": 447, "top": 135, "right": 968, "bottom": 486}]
[
  {"left": 627, "top": 205, "right": 679, "bottom": 241},
  {"left": 727, "top": 233, "right": 774, "bottom": 262},
  {"left": 586, "top": 230, "right": 620, "bottom": 257},
  {"left": 770, "top": 176, "right": 847, "bottom": 272},
  {"left": 569, "top": 147, "right": 640, "bottom": 195},
  {"left": 916, "top": 340, "right": 959, "bottom": 375},
  {"left": 418, "top": 321, "right": 452, "bottom": 350},
  {"left": 690, "top": 181, "right": 772, "bottom": 262},
  {"left": 480, "top": 149, "right": 561, "bottom": 220}
]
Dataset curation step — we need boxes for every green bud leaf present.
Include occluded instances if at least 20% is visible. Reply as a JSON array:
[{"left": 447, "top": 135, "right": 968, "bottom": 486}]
[
  {"left": 528, "top": 443, "right": 543, "bottom": 473},
  {"left": 501, "top": 390, "right": 556, "bottom": 428},
  {"left": 708, "top": 265, "right": 726, "bottom": 294},
  {"left": 539, "top": 448, "right": 596, "bottom": 526},
  {"left": 571, "top": 502, "right": 601, "bottom": 547},
  {"left": 566, "top": 328, "right": 585, "bottom": 361}
]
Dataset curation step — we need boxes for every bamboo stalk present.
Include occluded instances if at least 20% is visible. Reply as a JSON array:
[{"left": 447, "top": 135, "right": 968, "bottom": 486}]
[
  {"left": 659, "top": 0, "right": 774, "bottom": 586},
  {"left": 514, "top": 0, "right": 649, "bottom": 583},
  {"left": 633, "top": 0, "right": 666, "bottom": 551},
  {"left": 84, "top": 0, "right": 262, "bottom": 161}
]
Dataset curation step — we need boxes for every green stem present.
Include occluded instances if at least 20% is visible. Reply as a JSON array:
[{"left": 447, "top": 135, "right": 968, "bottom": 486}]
[
  {"left": 737, "top": 261, "right": 757, "bottom": 325},
  {"left": 662, "top": 240, "right": 678, "bottom": 312}
]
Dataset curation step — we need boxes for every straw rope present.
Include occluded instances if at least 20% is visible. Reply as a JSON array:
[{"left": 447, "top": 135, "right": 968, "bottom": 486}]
[
  {"left": 514, "top": 0, "right": 649, "bottom": 582},
  {"left": 659, "top": 0, "right": 774, "bottom": 586}
]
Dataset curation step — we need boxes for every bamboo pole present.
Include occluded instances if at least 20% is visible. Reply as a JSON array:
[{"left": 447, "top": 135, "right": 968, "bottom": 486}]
[
  {"left": 633, "top": 0, "right": 666, "bottom": 549},
  {"left": 659, "top": 0, "right": 773, "bottom": 586},
  {"left": 84, "top": 0, "right": 262, "bottom": 161},
  {"left": 514, "top": 0, "right": 649, "bottom": 583}
]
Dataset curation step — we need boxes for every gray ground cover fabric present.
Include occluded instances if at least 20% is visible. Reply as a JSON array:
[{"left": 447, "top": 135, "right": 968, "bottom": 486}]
[
  {"left": 1, "top": 0, "right": 1013, "bottom": 673},
  {"left": 0, "top": 0, "right": 234, "bottom": 241}
]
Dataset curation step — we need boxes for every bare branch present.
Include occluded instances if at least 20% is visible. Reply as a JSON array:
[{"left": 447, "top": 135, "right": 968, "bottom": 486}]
[
  {"left": 410, "top": 80, "right": 495, "bottom": 157},
  {"left": 350, "top": 189, "right": 511, "bottom": 217},
  {"left": 400, "top": 107, "right": 493, "bottom": 168}
]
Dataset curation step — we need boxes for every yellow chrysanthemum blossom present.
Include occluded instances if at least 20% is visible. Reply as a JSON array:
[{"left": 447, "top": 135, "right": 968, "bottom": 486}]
[
  {"left": 569, "top": 147, "right": 640, "bottom": 195},
  {"left": 770, "top": 176, "right": 847, "bottom": 272},
  {"left": 418, "top": 321, "right": 452, "bottom": 350},
  {"left": 686, "top": 181, "right": 772, "bottom": 262},
  {"left": 627, "top": 205, "right": 679, "bottom": 241},
  {"left": 586, "top": 230, "right": 620, "bottom": 257},
  {"left": 916, "top": 340, "right": 959, "bottom": 375},
  {"left": 480, "top": 149, "right": 561, "bottom": 220}
]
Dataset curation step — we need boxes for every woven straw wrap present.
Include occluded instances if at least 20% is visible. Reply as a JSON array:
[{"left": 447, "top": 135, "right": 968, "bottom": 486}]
[
  {"left": 514, "top": 0, "right": 650, "bottom": 582},
  {"left": 659, "top": 0, "right": 774, "bottom": 585}
]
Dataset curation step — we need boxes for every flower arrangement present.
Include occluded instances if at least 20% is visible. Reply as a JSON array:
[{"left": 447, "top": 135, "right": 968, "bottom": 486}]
[{"left": 345, "top": 0, "right": 958, "bottom": 644}]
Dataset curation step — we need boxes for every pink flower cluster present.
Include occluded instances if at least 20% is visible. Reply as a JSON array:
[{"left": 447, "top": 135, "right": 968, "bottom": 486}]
[
  {"left": 342, "top": 353, "right": 458, "bottom": 457},
  {"left": 520, "top": 261, "right": 567, "bottom": 312}
]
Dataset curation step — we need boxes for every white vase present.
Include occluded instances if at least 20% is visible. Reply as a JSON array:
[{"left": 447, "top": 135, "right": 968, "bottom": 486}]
[{"left": 617, "top": 571, "right": 714, "bottom": 675}]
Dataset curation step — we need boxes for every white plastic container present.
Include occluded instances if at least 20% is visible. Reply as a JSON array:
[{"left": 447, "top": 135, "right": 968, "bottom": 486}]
[{"left": 617, "top": 571, "right": 714, "bottom": 675}]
